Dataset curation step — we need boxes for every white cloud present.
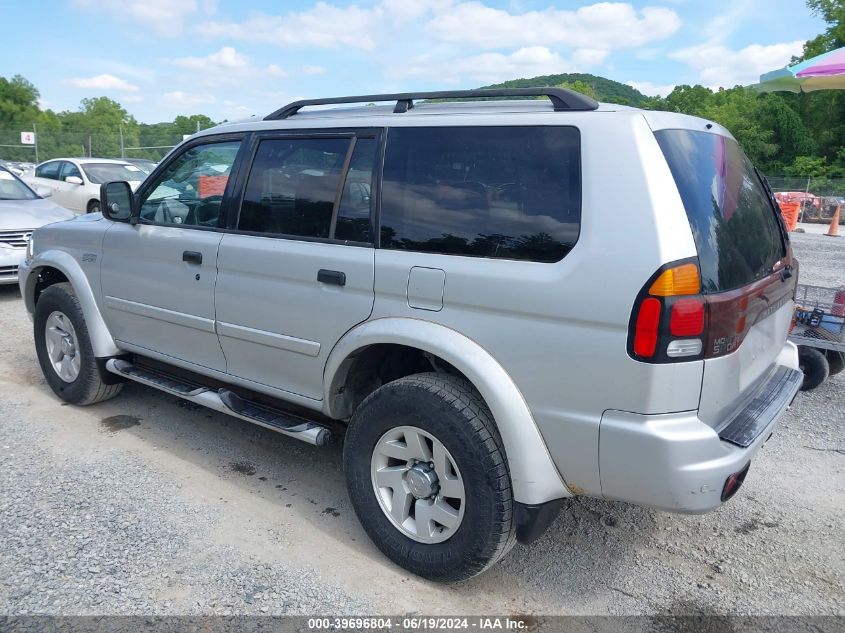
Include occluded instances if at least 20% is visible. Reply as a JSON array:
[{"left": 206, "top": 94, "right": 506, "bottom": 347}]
[
  {"left": 427, "top": 2, "right": 682, "bottom": 52},
  {"left": 382, "top": 0, "right": 439, "bottom": 24},
  {"left": 627, "top": 81, "right": 675, "bottom": 97},
  {"left": 222, "top": 100, "right": 254, "bottom": 118},
  {"left": 196, "top": 2, "right": 382, "bottom": 49},
  {"left": 195, "top": 1, "right": 680, "bottom": 61},
  {"left": 172, "top": 46, "right": 251, "bottom": 71},
  {"left": 672, "top": 40, "right": 805, "bottom": 89},
  {"left": 161, "top": 91, "right": 216, "bottom": 107},
  {"left": 65, "top": 74, "right": 140, "bottom": 92},
  {"left": 400, "top": 47, "right": 571, "bottom": 85},
  {"left": 73, "top": 0, "right": 216, "bottom": 36},
  {"left": 169, "top": 47, "right": 288, "bottom": 85}
]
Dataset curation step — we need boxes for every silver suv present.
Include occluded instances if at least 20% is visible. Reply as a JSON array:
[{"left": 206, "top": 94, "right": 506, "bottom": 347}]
[{"left": 19, "top": 88, "right": 803, "bottom": 581}]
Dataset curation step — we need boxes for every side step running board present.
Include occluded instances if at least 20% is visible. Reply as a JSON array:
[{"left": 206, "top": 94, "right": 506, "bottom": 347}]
[
  {"left": 108, "top": 359, "right": 208, "bottom": 396},
  {"left": 105, "top": 359, "right": 332, "bottom": 447}
]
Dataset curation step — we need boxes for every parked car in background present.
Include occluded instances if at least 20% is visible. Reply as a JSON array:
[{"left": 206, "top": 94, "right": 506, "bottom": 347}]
[
  {"left": 22, "top": 158, "right": 145, "bottom": 214},
  {"left": 122, "top": 158, "right": 158, "bottom": 174},
  {"left": 0, "top": 160, "right": 24, "bottom": 175},
  {"left": 0, "top": 166, "right": 74, "bottom": 285}
]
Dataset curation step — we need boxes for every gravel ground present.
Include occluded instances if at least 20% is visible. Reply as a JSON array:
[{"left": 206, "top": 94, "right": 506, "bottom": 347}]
[
  {"left": 790, "top": 230, "right": 845, "bottom": 288},
  {"left": 0, "top": 231, "right": 843, "bottom": 618}
]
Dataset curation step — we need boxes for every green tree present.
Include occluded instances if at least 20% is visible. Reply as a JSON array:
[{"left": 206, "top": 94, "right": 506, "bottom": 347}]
[
  {"left": 796, "top": 0, "right": 845, "bottom": 164},
  {"left": 60, "top": 97, "right": 139, "bottom": 158},
  {"left": 555, "top": 80, "right": 599, "bottom": 100},
  {"left": 651, "top": 84, "right": 715, "bottom": 118},
  {"left": 784, "top": 155, "right": 831, "bottom": 176},
  {"left": 0, "top": 75, "right": 39, "bottom": 125},
  {"left": 801, "top": 0, "right": 845, "bottom": 58},
  {"left": 703, "top": 87, "right": 779, "bottom": 168}
]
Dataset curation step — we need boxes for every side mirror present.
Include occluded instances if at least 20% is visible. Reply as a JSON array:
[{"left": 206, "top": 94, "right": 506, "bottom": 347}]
[
  {"left": 100, "top": 181, "right": 135, "bottom": 222},
  {"left": 65, "top": 176, "right": 84, "bottom": 185},
  {"left": 36, "top": 186, "right": 52, "bottom": 198}
]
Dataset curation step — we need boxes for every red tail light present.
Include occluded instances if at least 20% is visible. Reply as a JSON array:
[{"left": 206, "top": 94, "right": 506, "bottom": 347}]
[
  {"left": 633, "top": 298, "right": 662, "bottom": 357},
  {"left": 629, "top": 258, "right": 796, "bottom": 363},
  {"left": 670, "top": 299, "right": 705, "bottom": 336}
]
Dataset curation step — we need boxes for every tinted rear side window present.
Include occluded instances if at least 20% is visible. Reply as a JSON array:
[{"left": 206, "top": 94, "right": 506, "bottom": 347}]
[
  {"left": 655, "top": 129, "right": 785, "bottom": 292},
  {"left": 380, "top": 126, "right": 581, "bottom": 263}
]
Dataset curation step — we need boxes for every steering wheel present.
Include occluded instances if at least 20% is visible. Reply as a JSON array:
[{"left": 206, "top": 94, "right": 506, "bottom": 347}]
[{"left": 192, "top": 195, "right": 224, "bottom": 226}]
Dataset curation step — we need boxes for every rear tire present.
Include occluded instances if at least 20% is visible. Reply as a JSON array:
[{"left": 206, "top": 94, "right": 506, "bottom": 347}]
[
  {"left": 34, "top": 283, "right": 123, "bottom": 405},
  {"left": 344, "top": 372, "right": 515, "bottom": 582},
  {"left": 87, "top": 200, "right": 100, "bottom": 214},
  {"left": 798, "top": 346, "right": 829, "bottom": 391},
  {"left": 826, "top": 351, "right": 844, "bottom": 376}
]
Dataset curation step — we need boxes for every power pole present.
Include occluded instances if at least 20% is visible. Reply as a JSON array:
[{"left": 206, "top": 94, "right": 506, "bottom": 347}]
[
  {"left": 196, "top": 120, "right": 200, "bottom": 133},
  {"left": 120, "top": 126, "right": 125, "bottom": 158},
  {"left": 32, "top": 124, "right": 39, "bottom": 164},
  {"left": 88, "top": 135, "right": 92, "bottom": 158}
]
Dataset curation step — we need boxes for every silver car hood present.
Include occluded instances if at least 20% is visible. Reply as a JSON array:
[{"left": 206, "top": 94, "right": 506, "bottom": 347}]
[{"left": 0, "top": 198, "right": 76, "bottom": 230}]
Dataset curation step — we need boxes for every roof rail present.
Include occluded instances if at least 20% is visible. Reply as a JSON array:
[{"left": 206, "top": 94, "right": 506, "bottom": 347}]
[{"left": 264, "top": 87, "right": 599, "bottom": 120}]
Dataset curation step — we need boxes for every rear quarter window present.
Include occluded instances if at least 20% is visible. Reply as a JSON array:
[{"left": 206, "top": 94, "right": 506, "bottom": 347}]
[
  {"left": 655, "top": 129, "right": 786, "bottom": 292},
  {"left": 380, "top": 126, "right": 581, "bottom": 263}
]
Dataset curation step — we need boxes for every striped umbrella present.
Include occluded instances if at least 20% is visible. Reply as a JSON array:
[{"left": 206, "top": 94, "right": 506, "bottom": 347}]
[{"left": 758, "top": 46, "right": 845, "bottom": 92}]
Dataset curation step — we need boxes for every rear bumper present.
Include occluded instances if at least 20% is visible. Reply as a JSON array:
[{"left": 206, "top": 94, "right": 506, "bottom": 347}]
[{"left": 598, "top": 346, "right": 802, "bottom": 513}]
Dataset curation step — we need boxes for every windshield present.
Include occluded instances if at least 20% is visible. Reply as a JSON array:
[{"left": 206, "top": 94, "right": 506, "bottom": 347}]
[
  {"left": 655, "top": 129, "right": 786, "bottom": 292},
  {"left": 128, "top": 160, "right": 157, "bottom": 173},
  {"left": 81, "top": 163, "right": 146, "bottom": 184},
  {"left": 0, "top": 169, "right": 37, "bottom": 200}
]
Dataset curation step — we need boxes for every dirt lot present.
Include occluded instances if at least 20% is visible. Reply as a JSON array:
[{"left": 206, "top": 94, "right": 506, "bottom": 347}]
[{"left": 0, "top": 232, "right": 843, "bottom": 617}]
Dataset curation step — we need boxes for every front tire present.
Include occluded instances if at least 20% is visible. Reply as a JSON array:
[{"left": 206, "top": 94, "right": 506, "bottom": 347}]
[
  {"left": 34, "top": 283, "right": 123, "bottom": 405},
  {"left": 344, "top": 373, "right": 515, "bottom": 582},
  {"left": 87, "top": 200, "right": 100, "bottom": 214}
]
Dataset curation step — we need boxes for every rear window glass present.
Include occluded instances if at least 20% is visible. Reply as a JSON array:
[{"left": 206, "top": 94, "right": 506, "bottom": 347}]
[
  {"left": 380, "top": 126, "right": 581, "bottom": 263},
  {"left": 655, "top": 129, "right": 785, "bottom": 292}
]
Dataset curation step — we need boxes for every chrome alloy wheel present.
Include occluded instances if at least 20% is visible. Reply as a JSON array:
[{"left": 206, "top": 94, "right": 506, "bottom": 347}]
[
  {"left": 44, "top": 311, "right": 81, "bottom": 383},
  {"left": 370, "top": 425, "right": 466, "bottom": 544}
]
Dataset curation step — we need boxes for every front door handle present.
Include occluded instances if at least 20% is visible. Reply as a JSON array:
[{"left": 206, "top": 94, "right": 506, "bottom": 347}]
[
  {"left": 183, "top": 250, "right": 203, "bottom": 265},
  {"left": 317, "top": 269, "right": 346, "bottom": 286}
]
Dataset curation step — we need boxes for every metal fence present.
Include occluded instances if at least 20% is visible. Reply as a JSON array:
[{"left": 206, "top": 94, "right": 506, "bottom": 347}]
[
  {"left": 767, "top": 176, "right": 845, "bottom": 198},
  {"left": 0, "top": 124, "right": 205, "bottom": 164},
  {"left": 767, "top": 176, "right": 844, "bottom": 224}
]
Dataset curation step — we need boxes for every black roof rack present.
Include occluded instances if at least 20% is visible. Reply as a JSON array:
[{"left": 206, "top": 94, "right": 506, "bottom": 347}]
[{"left": 265, "top": 87, "right": 599, "bottom": 120}]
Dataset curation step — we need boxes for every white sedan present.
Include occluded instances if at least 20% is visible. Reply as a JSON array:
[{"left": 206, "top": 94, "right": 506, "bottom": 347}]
[{"left": 22, "top": 158, "right": 145, "bottom": 214}]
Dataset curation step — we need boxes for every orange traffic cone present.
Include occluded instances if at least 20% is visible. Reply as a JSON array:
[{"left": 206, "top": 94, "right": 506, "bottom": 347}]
[{"left": 826, "top": 205, "right": 840, "bottom": 237}]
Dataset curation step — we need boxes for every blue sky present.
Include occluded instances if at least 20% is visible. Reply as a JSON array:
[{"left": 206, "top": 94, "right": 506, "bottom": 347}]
[{"left": 0, "top": 0, "right": 826, "bottom": 123}]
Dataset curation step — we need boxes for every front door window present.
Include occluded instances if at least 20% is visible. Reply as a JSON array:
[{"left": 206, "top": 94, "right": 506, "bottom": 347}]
[{"left": 138, "top": 141, "right": 241, "bottom": 227}]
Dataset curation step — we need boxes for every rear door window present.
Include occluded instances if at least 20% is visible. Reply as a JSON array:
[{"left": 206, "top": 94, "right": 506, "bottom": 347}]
[
  {"left": 59, "top": 162, "right": 82, "bottom": 182},
  {"left": 237, "top": 136, "right": 377, "bottom": 242},
  {"left": 655, "top": 129, "right": 786, "bottom": 292},
  {"left": 380, "top": 126, "right": 581, "bottom": 263},
  {"left": 36, "top": 161, "right": 60, "bottom": 180}
]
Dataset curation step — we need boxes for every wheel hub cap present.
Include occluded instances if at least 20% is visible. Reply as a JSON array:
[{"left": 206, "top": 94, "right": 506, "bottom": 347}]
[
  {"left": 44, "top": 311, "right": 81, "bottom": 383},
  {"left": 370, "top": 425, "right": 466, "bottom": 544},
  {"left": 406, "top": 463, "right": 438, "bottom": 499}
]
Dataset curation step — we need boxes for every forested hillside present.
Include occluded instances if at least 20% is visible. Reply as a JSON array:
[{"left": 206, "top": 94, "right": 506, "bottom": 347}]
[{"left": 480, "top": 73, "right": 648, "bottom": 106}]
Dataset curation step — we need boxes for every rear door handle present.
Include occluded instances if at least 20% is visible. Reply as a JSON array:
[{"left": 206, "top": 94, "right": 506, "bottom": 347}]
[
  {"left": 182, "top": 250, "right": 203, "bottom": 265},
  {"left": 317, "top": 269, "right": 346, "bottom": 286}
]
